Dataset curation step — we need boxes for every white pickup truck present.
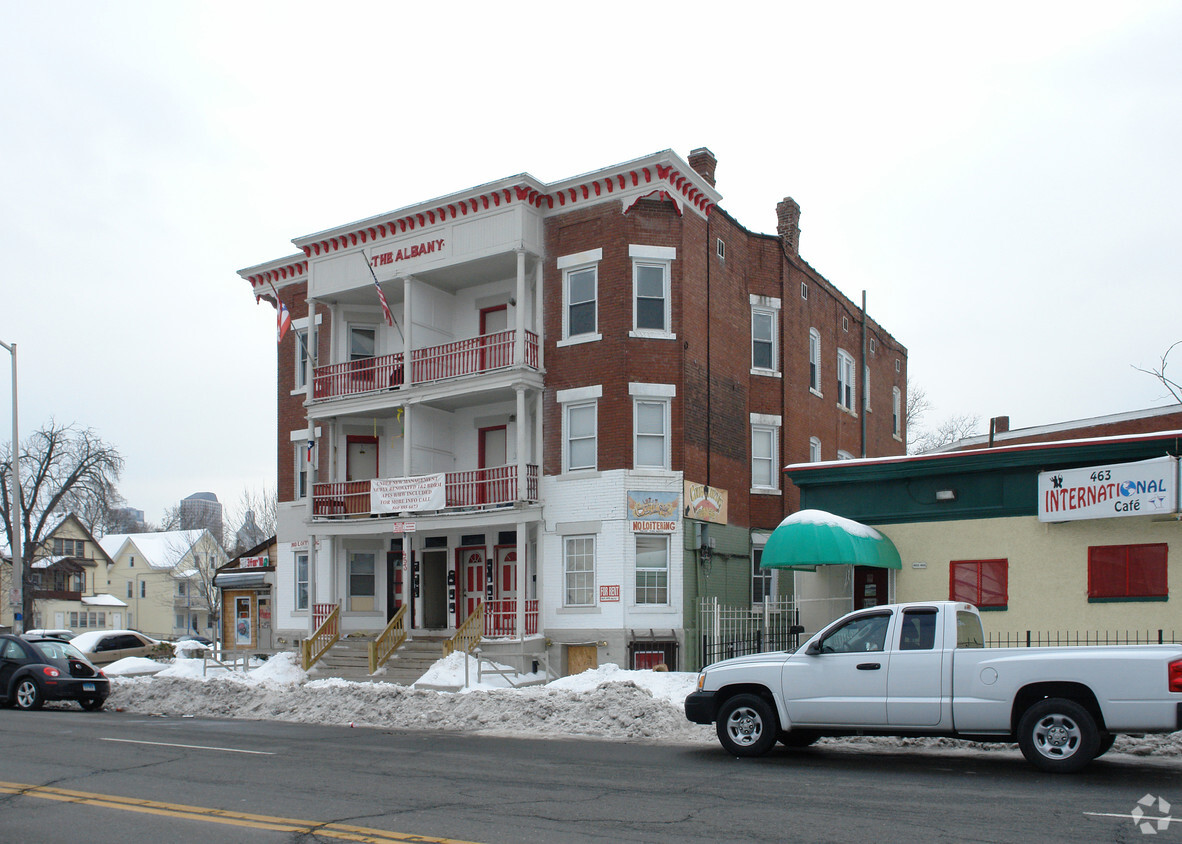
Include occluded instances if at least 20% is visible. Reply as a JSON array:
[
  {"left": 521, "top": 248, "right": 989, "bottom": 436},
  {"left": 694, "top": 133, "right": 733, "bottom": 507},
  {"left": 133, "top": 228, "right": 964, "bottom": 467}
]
[{"left": 684, "top": 601, "right": 1182, "bottom": 772}]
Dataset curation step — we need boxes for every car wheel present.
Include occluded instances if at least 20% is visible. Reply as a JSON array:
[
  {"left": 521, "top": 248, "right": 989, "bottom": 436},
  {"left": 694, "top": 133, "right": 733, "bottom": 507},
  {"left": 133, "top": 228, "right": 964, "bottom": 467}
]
[
  {"left": 14, "top": 678, "right": 43, "bottom": 711},
  {"left": 779, "top": 730, "right": 819, "bottom": 748},
  {"left": 716, "top": 693, "right": 778, "bottom": 757},
  {"left": 1017, "top": 697, "right": 1099, "bottom": 773},
  {"left": 80, "top": 698, "right": 105, "bottom": 712}
]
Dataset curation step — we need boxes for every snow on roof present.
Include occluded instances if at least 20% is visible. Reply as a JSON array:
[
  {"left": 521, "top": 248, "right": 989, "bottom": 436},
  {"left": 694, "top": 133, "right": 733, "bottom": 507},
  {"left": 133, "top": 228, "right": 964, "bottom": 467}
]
[
  {"left": 83, "top": 593, "right": 128, "bottom": 607},
  {"left": 99, "top": 530, "right": 210, "bottom": 569}
]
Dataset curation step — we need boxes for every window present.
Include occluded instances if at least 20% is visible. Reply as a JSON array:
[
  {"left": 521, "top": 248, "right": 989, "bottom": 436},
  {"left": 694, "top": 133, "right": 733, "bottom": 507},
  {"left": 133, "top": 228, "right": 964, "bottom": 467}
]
[
  {"left": 896, "top": 358, "right": 902, "bottom": 373},
  {"left": 634, "top": 400, "right": 670, "bottom": 469},
  {"left": 564, "top": 536, "right": 596, "bottom": 607},
  {"left": 899, "top": 608, "right": 937, "bottom": 650},
  {"left": 751, "top": 421, "right": 779, "bottom": 491},
  {"left": 809, "top": 437, "right": 821, "bottom": 462},
  {"left": 177, "top": 582, "right": 187, "bottom": 597},
  {"left": 1088, "top": 543, "right": 1167, "bottom": 601},
  {"left": 349, "top": 325, "right": 376, "bottom": 362},
  {"left": 751, "top": 308, "right": 777, "bottom": 372},
  {"left": 176, "top": 614, "right": 186, "bottom": 630},
  {"left": 565, "top": 401, "right": 597, "bottom": 472},
  {"left": 837, "top": 349, "right": 856, "bottom": 411},
  {"left": 296, "top": 443, "right": 310, "bottom": 499},
  {"left": 635, "top": 534, "right": 669, "bottom": 605},
  {"left": 140, "top": 580, "right": 146, "bottom": 598},
  {"left": 949, "top": 559, "right": 1008, "bottom": 608},
  {"left": 892, "top": 387, "right": 902, "bottom": 438},
  {"left": 558, "top": 249, "right": 602, "bottom": 343},
  {"left": 295, "top": 326, "right": 318, "bottom": 389},
  {"left": 126, "top": 581, "right": 132, "bottom": 599},
  {"left": 842, "top": 315, "right": 849, "bottom": 332},
  {"left": 863, "top": 365, "right": 871, "bottom": 411},
  {"left": 869, "top": 337, "right": 877, "bottom": 354},
  {"left": 630, "top": 245, "right": 675, "bottom": 337},
  {"left": 818, "top": 612, "right": 890, "bottom": 654},
  {"left": 837, "top": 450, "right": 855, "bottom": 460},
  {"left": 348, "top": 552, "right": 376, "bottom": 611},
  {"left": 53, "top": 538, "right": 84, "bottom": 556},
  {"left": 752, "top": 547, "right": 773, "bottom": 604},
  {"left": 800, "top": 282, "right": 808, "bottom": 300},
  {"left": 295, "top": 553, "right": 309, "bottom": 611},
  {"left": 809, "top": 329, "right": 821, "bottom": 393},
  {"left": 129, "top": 556, "right": 134, "bottom": 567}
]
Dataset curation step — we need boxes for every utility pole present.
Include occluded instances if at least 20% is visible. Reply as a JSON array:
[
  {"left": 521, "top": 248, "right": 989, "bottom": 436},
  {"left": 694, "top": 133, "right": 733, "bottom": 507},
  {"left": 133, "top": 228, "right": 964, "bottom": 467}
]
[{"left": 0, "top": 340, "right": 22, "bottom": 634}]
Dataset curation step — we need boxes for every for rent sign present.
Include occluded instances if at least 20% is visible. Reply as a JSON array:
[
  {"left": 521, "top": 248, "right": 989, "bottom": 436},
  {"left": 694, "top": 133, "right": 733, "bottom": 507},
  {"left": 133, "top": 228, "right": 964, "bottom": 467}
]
[
  {"left": 1038, "top": 456, "right": 1178, "bottom": 522},
  {"left": 371, "top": 474, "right": 446, "bottom": 514}
]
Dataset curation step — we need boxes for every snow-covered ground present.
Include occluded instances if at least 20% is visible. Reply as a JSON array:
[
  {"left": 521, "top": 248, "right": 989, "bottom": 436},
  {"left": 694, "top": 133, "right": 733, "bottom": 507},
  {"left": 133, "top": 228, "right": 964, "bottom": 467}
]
[{"left": 100, "top": 650, "right": 1182, "bottom": 759}]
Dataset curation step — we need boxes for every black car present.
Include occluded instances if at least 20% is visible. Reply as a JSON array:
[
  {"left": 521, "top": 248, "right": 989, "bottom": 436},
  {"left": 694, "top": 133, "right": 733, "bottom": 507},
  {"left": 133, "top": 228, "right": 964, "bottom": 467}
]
[{"left": 0, "top": 634, "right": 110, "bottom": 711}]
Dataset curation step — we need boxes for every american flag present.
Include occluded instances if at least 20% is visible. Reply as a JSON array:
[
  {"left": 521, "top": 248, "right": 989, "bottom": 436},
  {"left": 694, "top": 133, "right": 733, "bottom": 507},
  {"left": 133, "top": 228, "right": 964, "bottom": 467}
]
[
  {"left": 277, "top": 299, "right": 292, "bottom": 343},
  {"left": 373, "top": 277, "right": 394, "bottom": 327}
]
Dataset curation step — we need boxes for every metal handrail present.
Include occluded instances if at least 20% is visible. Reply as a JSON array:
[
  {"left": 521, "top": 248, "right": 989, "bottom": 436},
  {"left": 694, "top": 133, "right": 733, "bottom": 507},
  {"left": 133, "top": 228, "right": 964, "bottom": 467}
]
[
  {"left": 300, "top": 603, "right": 340, "bottom": 670},
  {"left": 368, "top": 604, "right": 409, "bottom": 674},
  {"left": 443, "top": 602, "right": 484, "bottom": 656}
]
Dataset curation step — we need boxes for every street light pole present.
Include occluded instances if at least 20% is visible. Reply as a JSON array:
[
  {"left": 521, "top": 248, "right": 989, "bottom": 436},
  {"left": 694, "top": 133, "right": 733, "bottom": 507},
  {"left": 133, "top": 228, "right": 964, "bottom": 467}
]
[{"left": 0, "top": 340, "right": 22, "bottom": 635}]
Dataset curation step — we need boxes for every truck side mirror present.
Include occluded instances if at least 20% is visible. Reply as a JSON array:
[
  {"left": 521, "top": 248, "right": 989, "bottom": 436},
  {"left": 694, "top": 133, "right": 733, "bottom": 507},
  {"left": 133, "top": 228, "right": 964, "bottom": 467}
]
[{"left": 805, "top": 641, "right": 821, "bottom": 656}]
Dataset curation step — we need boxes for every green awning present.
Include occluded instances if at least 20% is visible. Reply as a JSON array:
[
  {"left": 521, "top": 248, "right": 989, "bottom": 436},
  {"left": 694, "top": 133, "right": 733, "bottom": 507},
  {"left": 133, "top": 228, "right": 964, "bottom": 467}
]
[{"left": 760, "top": 509, "right": 902, "bottom": 570}]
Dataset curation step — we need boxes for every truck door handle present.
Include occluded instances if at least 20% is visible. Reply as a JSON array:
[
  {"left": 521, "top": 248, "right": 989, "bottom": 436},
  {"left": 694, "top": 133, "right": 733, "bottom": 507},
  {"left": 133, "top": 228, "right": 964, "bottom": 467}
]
[{"left": 856, "top": 662, "right": 881, "bottom": 670}]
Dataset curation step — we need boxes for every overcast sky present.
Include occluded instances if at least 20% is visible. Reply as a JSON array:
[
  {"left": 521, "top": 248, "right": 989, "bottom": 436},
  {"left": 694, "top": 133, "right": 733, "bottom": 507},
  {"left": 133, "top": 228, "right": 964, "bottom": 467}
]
[{"left": 1, "top": 1, "right": 1179, "bottom": 527}]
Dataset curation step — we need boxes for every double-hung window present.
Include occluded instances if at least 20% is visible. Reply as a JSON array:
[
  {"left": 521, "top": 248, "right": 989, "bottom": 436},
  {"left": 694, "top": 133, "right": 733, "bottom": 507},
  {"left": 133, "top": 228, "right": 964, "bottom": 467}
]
[
  {"left": 564, "top": 535, "right": 596, "bottom": 607},
  {"left": 750, "top": 296, "right": 780, "bottom": 374},
  {"left": 750, "top": 414, "right": 781, "bottom": 492},
  {"left": 809, "top": 328, "right": 821, "bottom": 393},
  {"left": 630, "top": 383, "right": 675, "bottom": 470},
  {"left": 809, "top": 437, "right": 822, "bottom": 462},
  {"left": 837, "top": 349, "right": 856, "bottom": 411},
  {"left": 559, "top": 385, "right": 601, "bottom": 473},
  {"left": 295, "top": 553, "right": 309, "bottom": 611},
  {"left": 635, "top": 535, "right": 669, "bottom": 605},
  {"left": 296, "top": 443, "right": 310, "bottom": 499},
  {"left": 558, "top": 249, "right": 602, "bottom": 344},
  {"left": 630, "top": 245, "right": 675, "bottom": 338},
  {"left": 294, "top": 323, "right": 318, "bottom": 389},
  {"left": 752, "top": 546, "right": 774, "bottom": 605},
  {"left": 892, "top": 387, "right": 902, "bottom": 438},
  {"left": 348, "top": 551, "right": 376, "bottom": 612}
]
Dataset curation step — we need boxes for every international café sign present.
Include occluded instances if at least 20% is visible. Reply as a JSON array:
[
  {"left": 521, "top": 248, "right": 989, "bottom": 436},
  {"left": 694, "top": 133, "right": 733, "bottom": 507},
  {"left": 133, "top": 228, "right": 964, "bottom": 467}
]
[{"left": 1038, "top": 456, "right": 1178, "bottom": 522}]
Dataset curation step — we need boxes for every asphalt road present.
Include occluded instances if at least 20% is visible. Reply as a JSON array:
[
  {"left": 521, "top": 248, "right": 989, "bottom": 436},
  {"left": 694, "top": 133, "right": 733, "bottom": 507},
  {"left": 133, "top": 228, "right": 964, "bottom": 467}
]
[{"left": 1, "top": 708, "right": 1180, "bottom": 843}]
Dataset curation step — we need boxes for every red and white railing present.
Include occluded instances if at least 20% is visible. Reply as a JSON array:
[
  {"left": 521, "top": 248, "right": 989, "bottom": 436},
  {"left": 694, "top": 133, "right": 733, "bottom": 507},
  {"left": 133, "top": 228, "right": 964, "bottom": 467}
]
[
  {"left": 483, "top": 599, "right": 539, "bottom": 637},
  {"left": 312, "top": 464, "right": 538, "bottom": 519},
  {"left": 310, "top": 330, "right": 538, "bottom": 401}
]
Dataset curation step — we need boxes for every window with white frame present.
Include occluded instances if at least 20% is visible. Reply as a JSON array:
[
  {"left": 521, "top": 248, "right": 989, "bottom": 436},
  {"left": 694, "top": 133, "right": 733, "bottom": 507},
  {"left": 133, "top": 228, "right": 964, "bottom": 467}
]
[
  {"left": 295, "top": 326, "right": 317, "bottom": 389},
  {"left": 295, "top": 553, "right": 309, "bottom": 610},
  {"left": 634, "top": 400, "right": 670, "bottom": 469},
  {"left": 348, "top": 551, "right": 376, "bottom": 612},
  {"left": 751, "top": 305, "right": 778, "bottom": 372},
  {"left": 564, "top": 535, "right": 596, "bottom": 606},
  {"left": 837, "top": 449, "right": 855, "bottom": 460},
  {"left": 564, "top": 401, "right": 597, "bottom": 472},
  {"left": 837, "top": 349, "right": 856, "bottom": 411},
  {"left": 630, "top": 245, "right": 675, "bottom": 337},
  {"left": 892, "top": 387, "right": 902, "bottom": 438},
  {"left": 558, "top": 249, "right": 602, "bottom": 343},
  {"left": 635, "top": 534, "right": 669, "bottom": 605},
  {"left": 349, "top": 325, "right": 376, "bottom": 361},
  {"left": 126, "top": 581, "right": 132, "bottom": 599},
  {"left": 809, "top": 437, "right": 821, "bottom": 462},
  {"left": 750, "top": 415, "right": 781, "bottom": 491},
  {"left": 809, "top": 328, "right": 821, "bottom": 393},
  {"left": 752, "top": 546, "right": 774, "bottom": 604},
  {"left": 296, "top": 443, "right": 310, "bottom": 499}
]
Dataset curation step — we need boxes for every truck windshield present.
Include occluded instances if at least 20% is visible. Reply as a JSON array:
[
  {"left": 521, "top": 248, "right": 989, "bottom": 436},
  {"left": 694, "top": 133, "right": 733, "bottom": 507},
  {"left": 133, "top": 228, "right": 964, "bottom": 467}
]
[{"left": 956, "top": 610, "right": 984, "bottom": 648}]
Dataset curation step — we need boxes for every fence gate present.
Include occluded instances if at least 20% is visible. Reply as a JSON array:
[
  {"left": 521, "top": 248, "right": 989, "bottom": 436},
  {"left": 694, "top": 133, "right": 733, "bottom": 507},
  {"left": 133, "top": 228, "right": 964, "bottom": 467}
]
[{"left": 696, "top": 597, "right": 799, "bottom": 670}]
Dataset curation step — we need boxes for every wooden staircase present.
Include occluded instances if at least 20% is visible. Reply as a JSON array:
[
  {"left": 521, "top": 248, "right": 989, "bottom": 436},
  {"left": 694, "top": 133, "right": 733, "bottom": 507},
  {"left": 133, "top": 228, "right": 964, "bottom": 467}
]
[{"left": 307, "top": 634, "right": 450, "bottom": 685}]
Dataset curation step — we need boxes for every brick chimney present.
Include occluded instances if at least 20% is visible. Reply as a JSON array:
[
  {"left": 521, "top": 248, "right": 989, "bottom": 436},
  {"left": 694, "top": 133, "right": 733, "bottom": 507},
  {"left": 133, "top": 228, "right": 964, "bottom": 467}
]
[
  {"left": 991, "top": 416, "right": 1010, "bottom": 434},
  {"left": 776, "top": 197, "right": 801, "bottom": 255},
  {"left": 688, "top": 147, "right": 717, "bottom": 187}
]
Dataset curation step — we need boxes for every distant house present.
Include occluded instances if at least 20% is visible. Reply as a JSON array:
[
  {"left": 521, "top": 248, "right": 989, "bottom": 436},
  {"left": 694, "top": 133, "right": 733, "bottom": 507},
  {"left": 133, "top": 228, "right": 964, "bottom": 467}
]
[
  {"left": 27, "top": 514, "right": 125, "bottom": 633},
  {"left": 98, "top": 529, "right": 228, "bottom": 640},
  {"left": 214, "top": 535, "right": 278, "bottom": 650}
]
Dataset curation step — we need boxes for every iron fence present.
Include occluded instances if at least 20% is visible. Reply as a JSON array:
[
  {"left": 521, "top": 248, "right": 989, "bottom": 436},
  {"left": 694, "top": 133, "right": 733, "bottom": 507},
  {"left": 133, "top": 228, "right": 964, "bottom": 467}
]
[
  {"left": 697, "top": 597, "right": 800, "bottom": 669},
  {"left": 986, "top": 629, "right": 1182, "bottom": 648}
]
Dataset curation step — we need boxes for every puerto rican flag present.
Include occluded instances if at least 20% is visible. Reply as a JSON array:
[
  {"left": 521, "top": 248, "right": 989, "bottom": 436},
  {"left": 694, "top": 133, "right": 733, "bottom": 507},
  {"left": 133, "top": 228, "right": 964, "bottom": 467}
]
[
  {"left": 276, "top": 299, "right": 292, "bottom": 342},
  {"left": 374, "top": 278, "right": 394, "bottom": 327},
  {"left": 306, "top": 439, "right": 315, "bottom": 464}
]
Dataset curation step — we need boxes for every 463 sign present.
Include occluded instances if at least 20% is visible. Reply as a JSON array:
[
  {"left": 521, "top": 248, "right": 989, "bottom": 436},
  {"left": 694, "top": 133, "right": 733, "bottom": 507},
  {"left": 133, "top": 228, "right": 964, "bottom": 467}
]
[{"left": 1038, "top": 456, "right": 1178, "bottom": 522}]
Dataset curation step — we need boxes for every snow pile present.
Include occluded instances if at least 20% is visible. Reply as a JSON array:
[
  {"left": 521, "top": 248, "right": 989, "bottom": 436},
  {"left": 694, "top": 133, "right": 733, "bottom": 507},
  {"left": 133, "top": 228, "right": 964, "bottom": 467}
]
[{"left": 103, "top": 651, "right": 1182, "bottom": 757}]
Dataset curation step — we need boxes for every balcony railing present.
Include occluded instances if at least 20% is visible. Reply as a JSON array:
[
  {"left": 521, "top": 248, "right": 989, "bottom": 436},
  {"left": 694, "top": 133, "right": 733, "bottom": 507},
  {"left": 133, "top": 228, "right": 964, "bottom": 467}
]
[
  {"left": 484, "top": 599, "right": 539, "bottom": 638},
  {"left": 312, "top": 464, "right": 539, "bottom": 519},
  {"left": 311, "top": 330, "right": 538, "bottom": 402}
]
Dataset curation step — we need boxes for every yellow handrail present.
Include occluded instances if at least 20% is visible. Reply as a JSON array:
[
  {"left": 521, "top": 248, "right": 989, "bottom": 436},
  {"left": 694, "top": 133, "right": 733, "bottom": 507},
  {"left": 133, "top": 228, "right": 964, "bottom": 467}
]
[
  {"left": 443, "top": 602, "right": 484, "bottom": 656},
  {"left": 300, "top": 603, "right": 341, "bottom": 670},
  {"left": 368, "top": 604, "right": 409, "bottom": 674}
]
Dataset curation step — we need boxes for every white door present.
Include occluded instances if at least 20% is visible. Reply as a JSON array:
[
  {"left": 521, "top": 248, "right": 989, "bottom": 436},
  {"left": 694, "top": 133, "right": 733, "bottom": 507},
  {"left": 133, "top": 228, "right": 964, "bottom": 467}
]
[
  {"left": 783, "top": 611, "right": 893, "bottom": 727},
  {"left": 886, "top": 608, "right": 944, "bottom": 727}
]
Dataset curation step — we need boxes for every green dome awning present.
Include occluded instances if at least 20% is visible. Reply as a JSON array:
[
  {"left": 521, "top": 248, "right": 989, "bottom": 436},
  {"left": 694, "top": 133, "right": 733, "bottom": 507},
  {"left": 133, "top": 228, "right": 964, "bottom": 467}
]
[{"left": 760, "top": 509, "right": 902, "bottom": 570}]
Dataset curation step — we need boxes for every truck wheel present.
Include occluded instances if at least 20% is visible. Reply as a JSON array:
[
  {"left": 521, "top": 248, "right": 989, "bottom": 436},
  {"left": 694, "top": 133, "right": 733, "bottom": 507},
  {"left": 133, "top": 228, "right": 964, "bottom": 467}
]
[
  {"left": 716, "top": 694, "right": 778, "bottom": 757},
  {"left": 779, "top": 730, "right": 819, "bottom": 748},
  {"left": 14, "top": 678, "right": 43, "bottom": 711},
  {"left": 1017, "top": 698, "right": 1099, "bottom": 773}
]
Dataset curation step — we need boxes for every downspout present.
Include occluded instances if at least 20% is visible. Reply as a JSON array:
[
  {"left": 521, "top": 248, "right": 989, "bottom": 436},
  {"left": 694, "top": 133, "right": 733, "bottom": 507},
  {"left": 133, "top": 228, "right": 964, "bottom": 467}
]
[{"left": 860, "top": 290, "right": 867, "bottom": 458}]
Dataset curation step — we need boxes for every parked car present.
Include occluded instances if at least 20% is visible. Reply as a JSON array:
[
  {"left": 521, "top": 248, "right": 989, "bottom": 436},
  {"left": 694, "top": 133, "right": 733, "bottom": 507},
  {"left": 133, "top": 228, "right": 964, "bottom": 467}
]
[
  {"left": 686, "top": 601, "right": 1182, "bottom": 773},
  {"left": 69, "top": 629, "right": 166, "bottom": 666},
  {"left": 22, "top": 628, "right": 76, "bottom": 641},
  {"left": 0, "top": 634, "right": 109, "bottom": 710},
  {"left": 176, "top": 634, "right": 214, "bottom": 646}
]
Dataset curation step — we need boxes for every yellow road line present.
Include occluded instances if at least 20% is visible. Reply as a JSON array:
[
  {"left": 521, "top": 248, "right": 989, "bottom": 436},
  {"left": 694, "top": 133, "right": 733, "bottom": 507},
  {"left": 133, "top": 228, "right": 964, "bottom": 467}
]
[{"left": 0, "top": 781, "right": 482, "bottom": 843}]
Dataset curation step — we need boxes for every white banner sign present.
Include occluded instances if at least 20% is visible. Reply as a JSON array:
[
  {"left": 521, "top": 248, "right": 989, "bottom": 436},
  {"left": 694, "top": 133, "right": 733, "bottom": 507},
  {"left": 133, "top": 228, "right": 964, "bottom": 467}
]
[
  {"left": 370, "top": 474, "right": 446, "bottom": 513},
  {"left": 1038, "top": 456, "right": 1178, "bottom": 522}
]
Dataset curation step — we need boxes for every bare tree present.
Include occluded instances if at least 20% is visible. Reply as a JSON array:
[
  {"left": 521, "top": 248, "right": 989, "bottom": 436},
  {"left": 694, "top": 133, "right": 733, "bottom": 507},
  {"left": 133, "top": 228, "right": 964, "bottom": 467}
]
[
  {"left": 224, "top": 484, "right": 277, "bottom": 554},
  {"left": 0, "top": 421, "right": 123, "bottom": 626},
  {"left": 905, "top": 379, "right": 931, "bottom": 441},
  {"left": 1133, "top": 341, "right": 1182, "bottom": 404},
  {"left": 909, "top": 414, "right": 983, "bottom": 454},
  {"left": 162, "top": 529, "right": 225, "bottom": 636}
]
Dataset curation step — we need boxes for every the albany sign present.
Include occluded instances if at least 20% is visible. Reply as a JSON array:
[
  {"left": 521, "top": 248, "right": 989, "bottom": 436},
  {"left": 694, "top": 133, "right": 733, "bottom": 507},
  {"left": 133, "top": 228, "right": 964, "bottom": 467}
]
[{"left": 1038, "top": 456, "right": 1178, "bottom": 522}]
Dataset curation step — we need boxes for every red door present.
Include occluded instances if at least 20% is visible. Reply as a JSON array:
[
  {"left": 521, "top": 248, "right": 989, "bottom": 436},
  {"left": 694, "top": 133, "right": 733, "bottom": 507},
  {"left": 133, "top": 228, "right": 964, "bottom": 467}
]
[
  {"left": 458, "top": 547, "right": 485, "bottom": 621},
  {"left": 853, "top": 566, "right": 888, "bottom": 610}
]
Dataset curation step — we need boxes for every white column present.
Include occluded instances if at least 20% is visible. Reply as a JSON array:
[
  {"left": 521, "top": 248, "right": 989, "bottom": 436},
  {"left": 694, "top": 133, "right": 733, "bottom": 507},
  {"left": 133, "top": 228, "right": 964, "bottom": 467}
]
[
  {"left": 307, "top": 534, "right": 318, "bottom": 634},
  {"left": 515, "top": 249, "right": 526, "bottom": 366},
  {"left": 533, "top": 392, "right": 542, "bottom": 497},
  {"left": 305, "top": 298, "right": 317, "bottom": 527},
  {"left": 516, "top": 385, "right": 527, "bottom": 502},
  {"left": 516, "top": 520, "right": 526, "bottom": 642},
  {"left": 402, "top": 276, "right": 413, "bottom": 387},
  {"left": 534, "top": 260, "right": 543, "bottom": 370}
]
